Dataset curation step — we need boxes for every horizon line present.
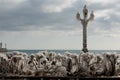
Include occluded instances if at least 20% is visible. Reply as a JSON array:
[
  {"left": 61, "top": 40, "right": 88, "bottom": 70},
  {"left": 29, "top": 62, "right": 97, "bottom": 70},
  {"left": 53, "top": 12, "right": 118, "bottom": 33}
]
[{"left": 8, "top": 49, "right": 120, "bottom": 51}]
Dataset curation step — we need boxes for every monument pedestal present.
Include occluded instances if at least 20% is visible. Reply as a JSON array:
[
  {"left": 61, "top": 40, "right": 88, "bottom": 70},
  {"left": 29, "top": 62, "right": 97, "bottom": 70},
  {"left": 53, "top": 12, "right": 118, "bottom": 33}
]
[{"left": 82, "top": 48, "right": 88, "bottom": 53}]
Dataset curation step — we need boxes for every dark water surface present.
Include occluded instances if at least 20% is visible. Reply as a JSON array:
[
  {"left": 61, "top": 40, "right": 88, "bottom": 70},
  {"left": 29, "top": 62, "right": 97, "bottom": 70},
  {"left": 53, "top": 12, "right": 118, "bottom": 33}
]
[{"left": 8, "top": 50, "right": 120, "bottom": 55}]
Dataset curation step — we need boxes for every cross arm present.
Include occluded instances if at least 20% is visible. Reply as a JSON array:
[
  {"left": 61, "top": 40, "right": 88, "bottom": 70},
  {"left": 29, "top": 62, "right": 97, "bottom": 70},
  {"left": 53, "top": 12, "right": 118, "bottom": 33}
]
[
  {"left": 76, "top": 12, "right": 82, "bottom": 21},
  {"left": 87, "top": 10, "right": 94, "bottom": 22}
]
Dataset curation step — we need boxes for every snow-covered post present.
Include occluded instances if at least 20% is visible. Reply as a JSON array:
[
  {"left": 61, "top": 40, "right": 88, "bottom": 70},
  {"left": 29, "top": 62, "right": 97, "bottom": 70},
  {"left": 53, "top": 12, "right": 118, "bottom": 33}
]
[{"left": 76, "top": 5, "right": 94, "bottom": 53}]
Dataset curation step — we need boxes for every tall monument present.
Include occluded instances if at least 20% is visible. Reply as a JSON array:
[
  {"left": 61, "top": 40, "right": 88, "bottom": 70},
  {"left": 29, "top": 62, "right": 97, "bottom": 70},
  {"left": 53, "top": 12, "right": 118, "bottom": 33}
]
[{"left": 76, "top": 5, "right": 94, "bottom": 53}]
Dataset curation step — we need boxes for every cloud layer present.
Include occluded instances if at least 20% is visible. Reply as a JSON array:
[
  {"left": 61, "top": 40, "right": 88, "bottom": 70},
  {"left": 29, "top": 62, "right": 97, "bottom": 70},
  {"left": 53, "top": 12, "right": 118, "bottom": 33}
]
[
  {"left": 0, "top": 0, "right": 120, "bottom": 49},
  {"left": 0, "top": 0, "right": 119, "bottom": 34}
]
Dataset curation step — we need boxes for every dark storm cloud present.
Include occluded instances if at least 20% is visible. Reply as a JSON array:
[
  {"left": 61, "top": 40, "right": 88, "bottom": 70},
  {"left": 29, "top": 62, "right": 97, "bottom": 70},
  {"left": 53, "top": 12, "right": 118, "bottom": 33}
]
[
  {"left": 0, "top": 0, "right": 87, "bottom": 31},
  {"left": 0, "top": 0, "right": 119, "bottom": 32}
]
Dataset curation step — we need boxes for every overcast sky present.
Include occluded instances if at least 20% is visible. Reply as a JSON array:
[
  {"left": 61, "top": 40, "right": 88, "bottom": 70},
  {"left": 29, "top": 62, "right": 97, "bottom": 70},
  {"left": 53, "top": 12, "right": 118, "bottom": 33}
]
[{"left": 0, "top": 0, "right": 120, "bottom": 50}]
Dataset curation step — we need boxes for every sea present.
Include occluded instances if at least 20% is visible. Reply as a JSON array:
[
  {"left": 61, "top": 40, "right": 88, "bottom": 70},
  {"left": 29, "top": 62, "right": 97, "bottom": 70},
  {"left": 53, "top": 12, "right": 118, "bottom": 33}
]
[{"left": 7, "top": 50, "right": 120, "bottom": 55}]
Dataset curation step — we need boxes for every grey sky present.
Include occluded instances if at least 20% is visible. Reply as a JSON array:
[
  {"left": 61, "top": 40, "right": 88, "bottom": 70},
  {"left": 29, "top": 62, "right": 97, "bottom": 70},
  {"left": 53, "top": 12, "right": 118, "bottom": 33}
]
[{"left": 0, "top": 0, "right": 120, "bottom": 49}]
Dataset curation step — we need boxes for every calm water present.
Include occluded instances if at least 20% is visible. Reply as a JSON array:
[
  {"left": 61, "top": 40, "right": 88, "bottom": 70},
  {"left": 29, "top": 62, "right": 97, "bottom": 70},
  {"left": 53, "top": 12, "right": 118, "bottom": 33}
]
[{"left": 8, "top": 50, "right": 120, "bottom": 55}]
